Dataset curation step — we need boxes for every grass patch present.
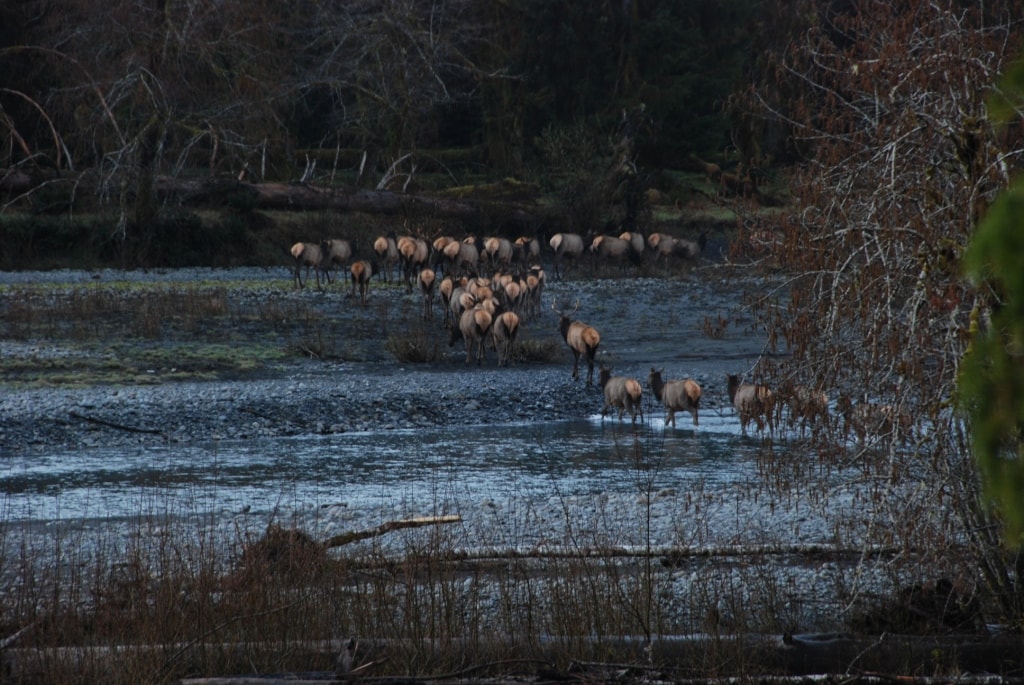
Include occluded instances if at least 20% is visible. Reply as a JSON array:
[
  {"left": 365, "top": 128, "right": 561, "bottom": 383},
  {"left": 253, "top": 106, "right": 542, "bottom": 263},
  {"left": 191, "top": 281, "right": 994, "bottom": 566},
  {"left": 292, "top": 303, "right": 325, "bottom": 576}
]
[
  {"left": 0, "top": 341, "right": 288, "bottom": 387},
  {"left": 0, "top": 283, "right": 303, "bottom": 386},
  {"left": 386, "top": 324, "right": 444, "bottom": 363},
  {"left": 514, "top": 337, "right": 562, "bottom": 363}
]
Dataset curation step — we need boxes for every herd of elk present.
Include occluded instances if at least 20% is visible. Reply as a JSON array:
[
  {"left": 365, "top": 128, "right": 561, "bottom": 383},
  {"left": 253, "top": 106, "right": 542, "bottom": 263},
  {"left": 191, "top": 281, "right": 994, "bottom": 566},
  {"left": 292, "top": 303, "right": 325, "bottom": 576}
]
[
  {"left": 287, "top": 232, "right": 908, "bottom": 441},
  {"left": 442, "top": 267, "right": 543, "bottom": 366}
]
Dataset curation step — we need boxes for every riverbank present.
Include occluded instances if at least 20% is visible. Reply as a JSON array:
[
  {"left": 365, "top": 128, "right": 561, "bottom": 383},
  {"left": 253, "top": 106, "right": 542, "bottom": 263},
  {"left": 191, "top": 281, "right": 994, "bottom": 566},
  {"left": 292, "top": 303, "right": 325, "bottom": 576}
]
[{"left": 0, "top": 266, "right": 762, "bottom": 454}]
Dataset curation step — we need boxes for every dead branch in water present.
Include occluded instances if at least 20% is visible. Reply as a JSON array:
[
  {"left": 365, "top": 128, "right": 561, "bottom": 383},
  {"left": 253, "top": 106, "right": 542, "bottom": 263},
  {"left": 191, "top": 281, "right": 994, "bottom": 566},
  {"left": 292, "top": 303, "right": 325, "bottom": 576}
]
[{"left": 322, "top": 514, "right": 462, "bottom": 548}]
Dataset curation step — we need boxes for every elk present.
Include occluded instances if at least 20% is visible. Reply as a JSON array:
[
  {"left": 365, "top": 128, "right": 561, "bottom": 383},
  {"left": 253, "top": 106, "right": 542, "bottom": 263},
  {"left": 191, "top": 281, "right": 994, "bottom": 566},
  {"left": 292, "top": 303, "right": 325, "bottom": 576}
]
[
  {"left": 648, "top": 368, "right": 701, "bottom": 427},
  {"left": 432, "top": 235, "right": 455, "bottom": 273},
  {"left": 491, "top": 310, "right": 520, "bottom": 367},
  {"left": 443, "top": 236, "right": 480, "bottom": 278},
  {"left": 450, "top": 305, "right": 493, "bottom": 365},
  {"left": 397, "top": 235, "right": 432, "bottom": 292},
  {"left": 599, "top": 366, "right": 643, "bottom": 424},
  {"left": 418, "top": 268, "right": 436, "bottom": 319},
  {"left": 350, "top": 260, "right": 373, "bottom": 304},
  {"left": 320, "top": 238, "right": 355, "bottom": 283},
  {"left": 777, "top": 383, "right": 829, "bottom": 435},
  {"left": 439, "top": 275, "right": 457, "bottom": 327},
  {"left": 499, "top": 278, "right": 524, "bottom": 315},
  {"left": 466, "top": 276, "right": 493, "bottom": 302},
  {"left": 513, "top": 236, "right": 541, "bottom": 269},
  {"left": 838, "top": 395, "right": 911, "bottom": 444},
  {"left": 549, "top": 232, "right": 585, "bottom": 280},
  {"left": 673, "top": 232, "right": 707, "bottom": 260},
  {"left": 720, "top": 162, "right": 745, "bottom": 196},
  {"left": 646, "top": 233, "right": 678, "bottom": 267},
  {"left": 373, "top": 233, "right": 400, "bottom": 282},
  {"left": 726, "top": 373, "right": 775, "bottom": 435},
  {"left": 524, "top": 266, "right": 545, "bottom": 319},
  {"left": 482, "top": 236, "right": 514, "bottom": 275},
  {"left": 290, "top": 242, "right": 325, "bottom": 290},
  {"left": 590, "top": 234, "right": 636, "bottom": 272},
  {"left": 618, "top": 231, "right": 646, "bottom": 263},
  {"left": 552, "top": 300, "right": 601, "bottom": 386},
  {"left": 695, "top": 157, "right": 722, "bottom": 184},
  {"left": 448, "top": 287, "right": 477, "bottom": 329}
]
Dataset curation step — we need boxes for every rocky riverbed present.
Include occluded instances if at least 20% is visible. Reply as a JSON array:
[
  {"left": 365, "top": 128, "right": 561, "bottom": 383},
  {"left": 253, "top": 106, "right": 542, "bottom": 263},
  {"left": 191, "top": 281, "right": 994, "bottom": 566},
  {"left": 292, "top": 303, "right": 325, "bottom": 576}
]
[{"left": 0, "top": 264, "right": 766, "bottom": 454}]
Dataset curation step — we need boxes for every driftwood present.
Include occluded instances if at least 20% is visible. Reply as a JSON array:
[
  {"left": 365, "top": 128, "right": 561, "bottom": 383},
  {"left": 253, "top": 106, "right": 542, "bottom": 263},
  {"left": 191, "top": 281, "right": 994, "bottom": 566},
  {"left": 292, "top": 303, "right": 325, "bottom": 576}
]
[
  {"left": 323, "top": 515, "right": 462, "bottom": 548},
  {"left": 68, "top": 410, "right": 164, "bottom": 435}
]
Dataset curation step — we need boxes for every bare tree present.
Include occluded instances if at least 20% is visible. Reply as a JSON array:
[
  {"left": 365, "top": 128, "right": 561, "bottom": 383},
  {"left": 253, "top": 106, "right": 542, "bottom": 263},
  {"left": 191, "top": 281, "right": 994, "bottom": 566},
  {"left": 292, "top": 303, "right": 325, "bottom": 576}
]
[{"left": 740, "top": 0, "right": 1024, "bottom": 620}]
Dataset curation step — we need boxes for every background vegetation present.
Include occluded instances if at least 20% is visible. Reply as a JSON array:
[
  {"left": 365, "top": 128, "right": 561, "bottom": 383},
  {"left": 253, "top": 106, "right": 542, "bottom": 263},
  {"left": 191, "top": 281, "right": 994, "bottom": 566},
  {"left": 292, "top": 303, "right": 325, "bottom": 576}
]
[{"left": 0, "top": 0, "right": 772, "bottom": 267}]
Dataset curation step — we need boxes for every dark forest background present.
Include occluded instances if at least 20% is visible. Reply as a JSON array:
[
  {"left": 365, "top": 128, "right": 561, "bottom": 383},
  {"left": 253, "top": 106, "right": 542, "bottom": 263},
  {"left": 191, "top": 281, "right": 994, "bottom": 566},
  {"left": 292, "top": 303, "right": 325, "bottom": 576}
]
[
  {"left": 0, "top": 0, "right": 1021, "bottom": 269},
  {"left": 0, "top": 0, "right": 796, "bottom": 267}
]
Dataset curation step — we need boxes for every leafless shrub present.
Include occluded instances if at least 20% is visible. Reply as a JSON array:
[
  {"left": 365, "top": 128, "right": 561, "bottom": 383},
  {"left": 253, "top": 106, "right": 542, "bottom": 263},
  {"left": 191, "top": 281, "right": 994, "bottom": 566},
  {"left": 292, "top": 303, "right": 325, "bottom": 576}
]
[{"left": 737, "top": 1, "right": 1024, "bottom": 620}]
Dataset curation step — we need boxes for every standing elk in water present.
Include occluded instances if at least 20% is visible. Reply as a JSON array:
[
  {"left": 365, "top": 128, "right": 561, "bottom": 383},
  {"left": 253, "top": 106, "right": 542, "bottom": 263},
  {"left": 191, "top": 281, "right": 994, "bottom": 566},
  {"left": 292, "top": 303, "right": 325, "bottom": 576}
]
[
  {"left": 549, "top": 232, "right": 585, "bottom": 280},
  {"left": 373, "top": 233, "right": 400, "bottom": 282},
  {"left": 727, "top": 373, "right": 775, "bottom": 435},
  {"left": 320, "top": 238, "right": 355, "bottom": 284},
  {"left": 777, "top": 383, "right": 829, "bottom": 436},
  {"left": 350, "top": 260, "right": 373, "bottom": 304},
  {"left": 418, "top": 268, "right": 436, "bottom": 320},
  {"left": 599, "top": 366, "right": 643, "bottom": 424},
  {"left": 291, "top": 242, "right": 325, "bottom": 290},
  {"left": 552, "top": 300, "right": 601, "bottom": 386},
  {"left": 491, "top": 310, "right": 520, "bottom": 367},
  {"left": 648, "top": 368, "right": 701, "bottom": 427}
]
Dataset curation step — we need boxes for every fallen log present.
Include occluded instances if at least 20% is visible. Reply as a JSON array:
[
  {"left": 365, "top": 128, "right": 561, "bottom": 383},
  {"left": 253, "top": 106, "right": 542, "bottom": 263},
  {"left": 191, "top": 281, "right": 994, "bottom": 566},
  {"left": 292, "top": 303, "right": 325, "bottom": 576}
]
[
  {"left": 153, "top": 177, "right": 485, "bottom": 219},
  {"left": 322, "top": 515, "right": 462, "bottom": 548}
]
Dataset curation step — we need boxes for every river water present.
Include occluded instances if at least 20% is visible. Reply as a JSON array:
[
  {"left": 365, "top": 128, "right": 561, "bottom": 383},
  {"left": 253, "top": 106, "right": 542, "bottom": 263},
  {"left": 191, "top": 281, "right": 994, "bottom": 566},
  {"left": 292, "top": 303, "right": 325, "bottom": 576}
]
[{"left": 2, "top": 405, "right": 847, "bottom": 557}]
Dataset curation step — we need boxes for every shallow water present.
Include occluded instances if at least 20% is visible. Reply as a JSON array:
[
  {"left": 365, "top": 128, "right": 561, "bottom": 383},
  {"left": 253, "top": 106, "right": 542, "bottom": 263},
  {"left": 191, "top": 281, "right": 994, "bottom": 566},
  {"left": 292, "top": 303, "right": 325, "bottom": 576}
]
[{"left": 1, "top": 412, "right": 762, "bottom": 529}]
